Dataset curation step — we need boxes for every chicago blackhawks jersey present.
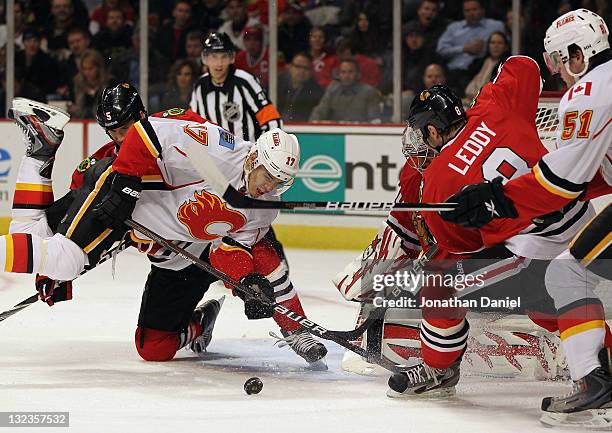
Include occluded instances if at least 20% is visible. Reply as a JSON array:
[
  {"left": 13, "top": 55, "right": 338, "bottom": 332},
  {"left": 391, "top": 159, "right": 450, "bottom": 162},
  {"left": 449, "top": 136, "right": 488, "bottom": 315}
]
[
  {"left": 111, "top": 110, "right": 279, "bottom": 255},
  {"left": 503, "top": 59, "right": 612, "bottom": 218},
  {"left": 421, "top": 56, "right": 595, "bottom": 259}
]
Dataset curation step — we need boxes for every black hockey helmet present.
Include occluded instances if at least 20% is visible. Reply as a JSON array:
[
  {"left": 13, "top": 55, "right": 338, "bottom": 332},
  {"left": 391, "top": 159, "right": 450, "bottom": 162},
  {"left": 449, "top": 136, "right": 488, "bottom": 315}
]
[
  {"left": 202, "top": 32, "right": 235, "bottom": 55},
  {"left": 408, "top": 84, "right": 466, "bottom": 141},
  {"left": 402, "top": 85, "right": 466, "bottom": 172},
  {"left": 96, "top": 82, "right": 146, "bottom": 131}
]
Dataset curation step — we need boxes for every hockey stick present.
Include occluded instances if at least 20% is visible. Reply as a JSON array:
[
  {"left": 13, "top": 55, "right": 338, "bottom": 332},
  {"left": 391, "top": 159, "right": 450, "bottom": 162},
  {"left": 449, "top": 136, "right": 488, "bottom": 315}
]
[
  {"left": 125, "top": 218, "right": 404, "bottom": 373},
  {"left": 0, "top": 237, "right": 131, "bottom": 323},
  {"left": 183, "top": 139, "right": 456, "bottom": 212}
]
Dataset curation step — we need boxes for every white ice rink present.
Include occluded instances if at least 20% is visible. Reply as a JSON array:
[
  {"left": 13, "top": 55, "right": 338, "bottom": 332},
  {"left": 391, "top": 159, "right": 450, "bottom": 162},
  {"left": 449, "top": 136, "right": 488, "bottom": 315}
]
[{"left": 0, "top": 247, "right": 592, "bottom": 433}]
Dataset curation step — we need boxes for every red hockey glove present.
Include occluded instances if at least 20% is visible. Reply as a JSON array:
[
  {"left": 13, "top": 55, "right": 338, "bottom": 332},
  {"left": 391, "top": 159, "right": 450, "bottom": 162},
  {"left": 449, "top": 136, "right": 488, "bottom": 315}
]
[{"left": 36, "top": 275, "right": 73, "bottom": 307}]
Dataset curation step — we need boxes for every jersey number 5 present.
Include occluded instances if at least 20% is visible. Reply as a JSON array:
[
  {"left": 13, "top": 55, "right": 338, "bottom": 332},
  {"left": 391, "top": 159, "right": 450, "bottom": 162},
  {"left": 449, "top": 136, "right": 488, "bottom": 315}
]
[{"left": 561, "top": 110, "right": 593, "bottom": 140}]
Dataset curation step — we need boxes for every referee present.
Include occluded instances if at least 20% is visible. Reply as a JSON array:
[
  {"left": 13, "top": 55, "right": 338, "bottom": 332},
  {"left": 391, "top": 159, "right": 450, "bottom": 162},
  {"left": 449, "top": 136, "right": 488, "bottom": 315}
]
[
  {"left": 190, "top": 32, "right": 283, "bottom": 141},
  {"left": 190, "top": 31, "right": 288, "bottom": 265}
]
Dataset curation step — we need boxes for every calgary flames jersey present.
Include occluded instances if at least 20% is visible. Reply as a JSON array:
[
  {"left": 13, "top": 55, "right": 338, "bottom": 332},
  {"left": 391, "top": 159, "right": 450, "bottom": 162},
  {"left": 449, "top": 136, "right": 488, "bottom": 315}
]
[
  {"left": 421, "top": 56, "right": 595, "bottom": 259},
  {"left": 112, "top": 110, "right": 279, "bottom": 252},
  {"left": 503, "top": 59, "right": 612, "bottom": 219}
]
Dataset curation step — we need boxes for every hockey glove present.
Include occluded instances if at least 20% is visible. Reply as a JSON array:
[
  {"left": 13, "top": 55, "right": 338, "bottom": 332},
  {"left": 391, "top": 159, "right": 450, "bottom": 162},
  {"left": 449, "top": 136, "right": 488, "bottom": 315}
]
[
  {"left": 439, "top": 177, "right": 518, "bottom": 228},
  {"left": 36, "top": 274, "right": 73, "bottom": 307},
  {"left": 93, "top": 172, "right": 142, "bottom": 230},
  {"left": 237, "top": 273, "right": 275, "bottom": 320}
]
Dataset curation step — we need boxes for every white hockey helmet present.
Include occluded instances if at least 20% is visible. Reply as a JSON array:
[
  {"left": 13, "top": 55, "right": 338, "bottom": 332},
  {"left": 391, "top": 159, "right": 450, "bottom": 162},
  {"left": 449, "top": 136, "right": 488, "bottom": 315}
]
[
  {"left": 246, "top": 128, "right": 300, "bottom": 195},
  {"left": 543, "top": 8, "right": 610, "bottom": 78}
]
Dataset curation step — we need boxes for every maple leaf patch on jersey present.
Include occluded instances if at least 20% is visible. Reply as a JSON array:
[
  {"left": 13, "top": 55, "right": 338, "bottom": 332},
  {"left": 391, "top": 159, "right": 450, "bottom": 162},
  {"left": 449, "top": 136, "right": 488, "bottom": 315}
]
[{"left": 177, "top": 190, "right": 247, "bottom": 240}]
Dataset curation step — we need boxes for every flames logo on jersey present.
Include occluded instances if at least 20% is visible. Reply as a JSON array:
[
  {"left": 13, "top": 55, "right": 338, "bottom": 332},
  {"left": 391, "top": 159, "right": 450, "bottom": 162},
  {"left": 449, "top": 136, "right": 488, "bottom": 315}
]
[{"left": 177, "top": 190, "right": 247, "bottom": 240}]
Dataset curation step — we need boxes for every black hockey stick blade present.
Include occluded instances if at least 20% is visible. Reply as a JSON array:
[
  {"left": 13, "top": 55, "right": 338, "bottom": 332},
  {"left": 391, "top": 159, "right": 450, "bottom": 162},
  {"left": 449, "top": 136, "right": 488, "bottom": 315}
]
[
  {"left": 0, "top": 294, "right": 39, "bottom": 323},
  {"left": 223, "top": 187, "right": 456, "bottom": 212}
]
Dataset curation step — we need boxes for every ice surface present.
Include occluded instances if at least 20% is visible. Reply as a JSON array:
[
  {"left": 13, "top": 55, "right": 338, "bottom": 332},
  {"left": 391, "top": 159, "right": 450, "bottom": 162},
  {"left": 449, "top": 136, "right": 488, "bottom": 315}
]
[{"left": 0, "top": 248, "right": 589, "bottom": 433}]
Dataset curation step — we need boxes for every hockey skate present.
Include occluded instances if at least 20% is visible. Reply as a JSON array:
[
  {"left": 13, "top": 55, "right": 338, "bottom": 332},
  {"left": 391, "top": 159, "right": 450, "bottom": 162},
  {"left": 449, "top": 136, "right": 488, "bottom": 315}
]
[
  {"left": 271, "top": 327, "right": 328, "bottom": 369},
  {"left": 9, "top": 98, "right": 70, "bottom": 178},
  {"left": 540, "top": 348, "right": 612, "bottom": 429},
  {"left": 190, "top": 296, "right": 224, "bottom": 354},
  {"left": 387, "top": 357, "right": 461, "bottom": 398}
]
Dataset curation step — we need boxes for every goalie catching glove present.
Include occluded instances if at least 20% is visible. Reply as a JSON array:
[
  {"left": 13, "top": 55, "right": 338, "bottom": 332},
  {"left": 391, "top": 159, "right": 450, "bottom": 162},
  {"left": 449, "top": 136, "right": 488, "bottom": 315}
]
[
  {"left": 237, "top": 273, "right": 275, "bottom": 319},
  {"left": 439, "top": 176, "right": 517, "bottom": 228},
  {"left": 36, "top": 274, "right": 73, "bottom": 306}
]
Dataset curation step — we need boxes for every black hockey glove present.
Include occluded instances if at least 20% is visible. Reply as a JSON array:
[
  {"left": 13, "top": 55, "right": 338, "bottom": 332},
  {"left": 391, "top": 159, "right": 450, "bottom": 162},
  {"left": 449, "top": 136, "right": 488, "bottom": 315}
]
[
  {"left": 93, "top": 172, "right": 142, "bottom": 230},
  {"left": 439, "top": 177, "right": 518, "bottom": 228},
  {"left": 36, "top": 274, "right": 73, "bottom": 307},
  {"left": 237, "top": 273, "right": 275, "bottom": 320}
]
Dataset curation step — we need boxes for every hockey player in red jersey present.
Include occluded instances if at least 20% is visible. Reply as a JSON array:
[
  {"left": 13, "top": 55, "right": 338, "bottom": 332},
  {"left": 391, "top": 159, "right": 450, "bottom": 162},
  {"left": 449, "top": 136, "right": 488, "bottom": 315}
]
[
  {"left": 5, "top": 86, "right": 327, "bottom": 366},
  {"left": 386, "top": 58, "right": 606, "bottom": 398},
  {"left": 439, "top": 9, "right": 612, "bottom": 426}
]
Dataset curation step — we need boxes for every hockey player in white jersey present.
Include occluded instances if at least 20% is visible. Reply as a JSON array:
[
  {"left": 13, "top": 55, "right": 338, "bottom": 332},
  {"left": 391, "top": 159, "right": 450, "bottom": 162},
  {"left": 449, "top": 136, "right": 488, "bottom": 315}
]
[
  {"left": 3, "top": 100, "right": 327, "bottom": 366},
  {"left": 440, "top": 8, "right": 611, "bottom": 427}
]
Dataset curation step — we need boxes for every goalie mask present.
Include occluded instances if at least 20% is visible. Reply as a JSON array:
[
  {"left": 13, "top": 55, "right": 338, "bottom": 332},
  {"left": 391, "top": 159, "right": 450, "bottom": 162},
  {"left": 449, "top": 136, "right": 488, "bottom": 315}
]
[
  {"left": 543, "top": 9, "right": 610, "bottom": 78},
  {"left": 245, "top": 128, "right": 300, "bottom": 196}
]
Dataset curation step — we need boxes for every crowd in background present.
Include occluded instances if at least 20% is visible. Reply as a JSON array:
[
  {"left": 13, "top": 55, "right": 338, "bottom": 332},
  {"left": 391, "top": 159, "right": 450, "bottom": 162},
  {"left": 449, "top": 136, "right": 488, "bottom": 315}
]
[{"left": 0, "top": 0, "right": 610, "bottom": 123}]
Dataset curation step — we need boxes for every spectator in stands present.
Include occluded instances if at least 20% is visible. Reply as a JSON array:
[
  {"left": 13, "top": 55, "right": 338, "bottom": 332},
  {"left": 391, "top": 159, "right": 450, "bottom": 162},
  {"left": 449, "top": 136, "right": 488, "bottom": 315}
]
[
  {"left": 278, "top": 52, "right": 323, "bottom": 121},
  {"left": 158, "top": 59, "right": 199, "bottom": 111},
  {"left": 404, "top": 0, "right": 446, "bottom": 52},
  {"left": 339, "top": 0, "right": 392, "bottom": 41},
  {"left": 336, "top": 39, "right": 381, "bottom": 89},
  {"left": 218, "top": 0, "right": 258, "bottom": 51},
  {"left": 110, "top": 28, "right": 168, "bottom": 94},
  {"left": 45, "top": 0, "right": 85, "bottom": 54},
  {"left": 402, "top": 62, "right": 446, "bottom": 115},
  {"left": 279, "top": 3, "right": 312, "bottom": 62},
  {"left": 308, "top": 26, "right": 339, "bottom": 89},
  {"left": 15, "top": 28, "right": 60, "bottom": 98},
  {"left": 0, "top": 1, "right": 27, "bottom": 51},
  {"left": 193, "top": 0, "right": 226, "bottom": 32},
  {"left": 69, "top": 48, "right": 112, "bottom": 118},
  {"left": 90, "top": 0, "right": 135, "bottom": 35},
  {"left": 464, "top": 31, "right": 509, "bottom": 103},
  {"left": 91, "top": 8, "right": 133, "bottom": 59},
  {"left": 310, "top": 58, "right": 381, "bottom": 123},
  {"left": 185, "top": 30, "right": 205, "bottom": 72},
  {"left": 402, "top": 21, "right": 443, "bottom": 94},
  {"left": 153, "top": 0, "right": 195, "bottom": 63},
  {"left": 235, "top": 25, "right": 283, "bottom": 87},
  {"left": 57, "top": 27, "right": 91, "bottom": 99},
  {"left": 436, "top": 0, "right": 504, "bottom": 95},
  {"left": 347, "top": 12, "right": 386, "bottom": 59}
]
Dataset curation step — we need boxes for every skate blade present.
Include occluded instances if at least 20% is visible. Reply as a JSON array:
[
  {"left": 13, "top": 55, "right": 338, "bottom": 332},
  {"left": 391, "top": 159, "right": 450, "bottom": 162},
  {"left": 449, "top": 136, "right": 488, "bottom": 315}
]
[
  {"left": 11, "top": 98, "right": 70, "bottom": 130},
  {"left": 307, "top": 359, "right": 328, "bottom": 371},
  {"left": 540, "top": 408, "right": 612, "bottom": 430},
  {"left": 386, "top": 386, "right": 456, "bottom": 399}
]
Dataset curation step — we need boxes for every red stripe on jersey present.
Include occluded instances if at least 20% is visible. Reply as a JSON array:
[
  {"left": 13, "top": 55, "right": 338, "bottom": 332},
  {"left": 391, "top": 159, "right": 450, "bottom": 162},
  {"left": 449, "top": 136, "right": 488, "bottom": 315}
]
[
  {"left": 9, "top": 234, "right": 31, "bottom": 273},
  {"left": 558, "top": 303, "right": 605, "bottom": 333},
  {"left": 12, "top": 190, "right": 54, "bottom": 207}
]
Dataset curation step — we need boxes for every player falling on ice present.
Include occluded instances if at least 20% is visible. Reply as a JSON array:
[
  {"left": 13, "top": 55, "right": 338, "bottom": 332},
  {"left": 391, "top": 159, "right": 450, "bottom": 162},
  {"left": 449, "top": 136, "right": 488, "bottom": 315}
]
[
  {"left": 440, "top": 9, "right": 612, "bottom": 427},
  {"left": 384, "top": 56, "right": 607, "bottom": 400},
  {"left": 5, "top": 92, "right": 327, "bottom": 366}
]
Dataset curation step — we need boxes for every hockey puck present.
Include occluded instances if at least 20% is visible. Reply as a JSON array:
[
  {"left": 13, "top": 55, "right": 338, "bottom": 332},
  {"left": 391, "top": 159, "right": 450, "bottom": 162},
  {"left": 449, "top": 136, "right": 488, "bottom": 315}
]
[{"left": 244, "top": 377, "right": 263, "bottom": 395}]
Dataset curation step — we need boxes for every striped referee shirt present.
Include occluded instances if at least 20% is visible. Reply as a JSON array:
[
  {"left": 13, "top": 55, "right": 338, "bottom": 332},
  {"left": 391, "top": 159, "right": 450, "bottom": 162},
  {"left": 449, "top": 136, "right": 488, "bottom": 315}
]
[{"left": 190, "top": 65, "right": 282, "bottom": 141}]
